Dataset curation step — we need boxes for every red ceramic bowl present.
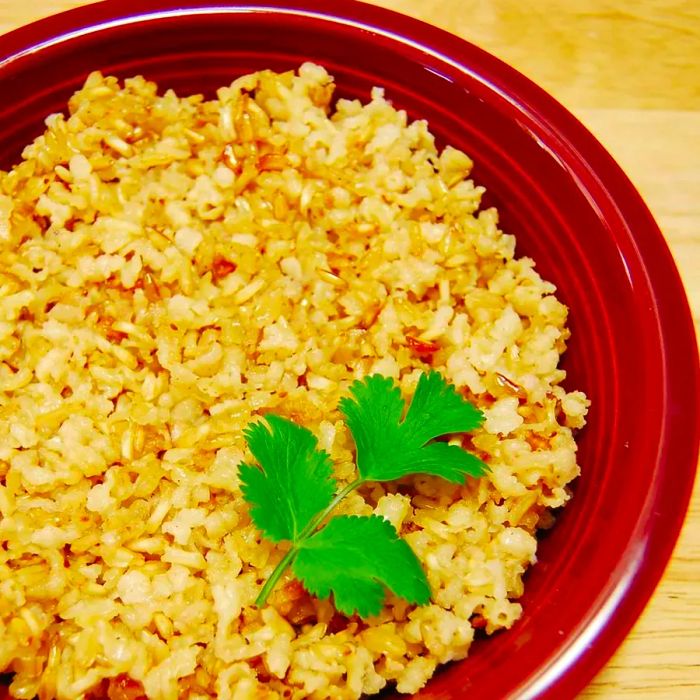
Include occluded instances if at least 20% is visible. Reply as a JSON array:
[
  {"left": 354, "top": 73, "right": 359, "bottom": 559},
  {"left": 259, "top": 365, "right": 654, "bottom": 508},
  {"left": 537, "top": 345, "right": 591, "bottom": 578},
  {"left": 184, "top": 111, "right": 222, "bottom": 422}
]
[{"left": 1, "top": 2, "right": 698, "bottom": 698}]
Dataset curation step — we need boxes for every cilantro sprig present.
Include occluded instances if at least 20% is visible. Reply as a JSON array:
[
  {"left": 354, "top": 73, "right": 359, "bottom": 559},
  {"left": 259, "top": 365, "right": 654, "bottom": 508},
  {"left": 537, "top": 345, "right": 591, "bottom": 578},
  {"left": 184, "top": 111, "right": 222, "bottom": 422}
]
[{"left": 238, "top": 371, "right": 487, "bottom": 618}]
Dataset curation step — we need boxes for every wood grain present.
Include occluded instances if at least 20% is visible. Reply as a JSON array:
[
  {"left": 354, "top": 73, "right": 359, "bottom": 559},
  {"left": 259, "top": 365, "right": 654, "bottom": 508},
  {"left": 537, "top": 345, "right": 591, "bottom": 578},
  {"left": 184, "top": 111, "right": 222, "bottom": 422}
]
[{"left": 1, "top": 1, "right": 698, "bottom": 697}]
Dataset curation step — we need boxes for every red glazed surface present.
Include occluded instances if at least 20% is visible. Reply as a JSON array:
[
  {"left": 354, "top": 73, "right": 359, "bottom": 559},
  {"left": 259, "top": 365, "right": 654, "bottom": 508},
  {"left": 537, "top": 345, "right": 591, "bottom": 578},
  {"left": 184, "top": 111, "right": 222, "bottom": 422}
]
[{"left": 0, "top": 2, "right": 698, "bottom": 698}]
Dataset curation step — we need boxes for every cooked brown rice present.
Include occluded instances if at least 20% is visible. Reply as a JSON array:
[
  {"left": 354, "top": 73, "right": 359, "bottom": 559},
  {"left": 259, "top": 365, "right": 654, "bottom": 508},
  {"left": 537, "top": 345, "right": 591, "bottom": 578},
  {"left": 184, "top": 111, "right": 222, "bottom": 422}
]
[{"left": 0, "top": 63, "right": 589, "bottom": 699}]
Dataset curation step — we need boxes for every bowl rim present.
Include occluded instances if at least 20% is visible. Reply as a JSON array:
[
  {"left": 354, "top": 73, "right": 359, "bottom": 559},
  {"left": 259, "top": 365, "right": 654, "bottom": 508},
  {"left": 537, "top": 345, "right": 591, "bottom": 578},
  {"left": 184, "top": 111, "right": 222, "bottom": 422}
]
[{"left": 0, "top": 1, "right": 698, "bottom": 698}]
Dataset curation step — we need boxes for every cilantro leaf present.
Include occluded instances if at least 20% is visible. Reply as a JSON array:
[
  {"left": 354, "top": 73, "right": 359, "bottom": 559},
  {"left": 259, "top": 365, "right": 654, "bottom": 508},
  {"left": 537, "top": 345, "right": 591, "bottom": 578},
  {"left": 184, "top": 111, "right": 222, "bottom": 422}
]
[
  {"left": 381, "top": 440, "right": 489, "bottom": 483},
  {"left": 292, "top": 515, "right": 430, "bottom": 618},
  {"left": 239, "top": 414, "right": 337, "bottom": 543},
  {"left": 403, "top": 370, "right": 484, "bottom": 443},
  {"left": 238, "top": 371, "right": 490, "bottom": 617},
  {"left": 339, "top": 371, "right": 487, "bottom": 483}
]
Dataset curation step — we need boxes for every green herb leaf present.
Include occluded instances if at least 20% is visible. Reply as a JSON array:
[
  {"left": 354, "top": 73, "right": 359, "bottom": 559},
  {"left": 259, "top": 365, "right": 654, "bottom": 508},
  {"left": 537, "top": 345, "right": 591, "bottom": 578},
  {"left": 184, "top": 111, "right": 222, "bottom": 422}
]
[
  {"left": 339, "top": 371, "right": 487, "bottom": 483},
  {"left": 402, "top": 370, "right": 484, "bottom": 443},
  {"left": 238, "top": 371, "right": 487, "bottom": 618},
  {"left": 239, "top": 414, "right": 337, "bottom": 543},
  {"left": 292, "top": 514, "right": 430, "bottom": 618}
]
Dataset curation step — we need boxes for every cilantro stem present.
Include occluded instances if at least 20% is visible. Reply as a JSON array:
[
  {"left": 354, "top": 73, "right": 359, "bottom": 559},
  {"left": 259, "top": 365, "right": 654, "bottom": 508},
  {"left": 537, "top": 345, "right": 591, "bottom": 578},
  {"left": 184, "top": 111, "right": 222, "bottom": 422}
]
[
  {"left": 256, "top": 546, "right": 299, "bottom": 608},
  {"left": 297, "top": 477, "right": 365, "bottom": 542},
  {"left": 255, "top": 477, "right": 365, "bottom": 608}
]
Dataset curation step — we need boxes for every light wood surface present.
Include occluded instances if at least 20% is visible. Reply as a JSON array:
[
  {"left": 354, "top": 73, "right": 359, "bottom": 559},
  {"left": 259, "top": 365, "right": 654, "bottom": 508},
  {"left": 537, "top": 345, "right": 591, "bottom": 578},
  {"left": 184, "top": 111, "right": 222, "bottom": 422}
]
[{"left": 0, "top": 1, "right": 698, "bottom": 697}]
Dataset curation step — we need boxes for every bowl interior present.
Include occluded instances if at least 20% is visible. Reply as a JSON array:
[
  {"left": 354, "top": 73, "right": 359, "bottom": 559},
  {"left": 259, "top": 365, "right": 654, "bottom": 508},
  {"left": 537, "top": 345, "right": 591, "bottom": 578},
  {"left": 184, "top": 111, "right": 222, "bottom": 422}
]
[{"left": 0, "top": 3, "right": 697, "bottom": 699}]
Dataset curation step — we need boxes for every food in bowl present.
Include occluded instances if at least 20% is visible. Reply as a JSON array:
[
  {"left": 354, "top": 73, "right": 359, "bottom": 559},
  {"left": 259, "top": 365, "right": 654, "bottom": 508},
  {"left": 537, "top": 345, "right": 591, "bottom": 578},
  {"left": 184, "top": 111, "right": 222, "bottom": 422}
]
[{"left": 0, "top": 63, "right": 588, "bottom": 699}]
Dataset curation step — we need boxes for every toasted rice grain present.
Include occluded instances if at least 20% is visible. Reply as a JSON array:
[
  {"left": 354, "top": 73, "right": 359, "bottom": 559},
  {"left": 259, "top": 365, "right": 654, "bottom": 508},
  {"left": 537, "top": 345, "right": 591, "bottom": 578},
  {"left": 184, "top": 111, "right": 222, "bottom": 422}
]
[{"left": 0, "top": 63, "right": 589, "bottom": 699}]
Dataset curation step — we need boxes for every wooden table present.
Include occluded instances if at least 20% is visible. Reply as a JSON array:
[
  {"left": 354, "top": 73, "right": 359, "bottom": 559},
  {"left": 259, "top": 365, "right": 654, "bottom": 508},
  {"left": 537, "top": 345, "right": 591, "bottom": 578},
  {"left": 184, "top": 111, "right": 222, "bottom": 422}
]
[{"left": 1, "top": 1, "right": 698, "bottom": 697}]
